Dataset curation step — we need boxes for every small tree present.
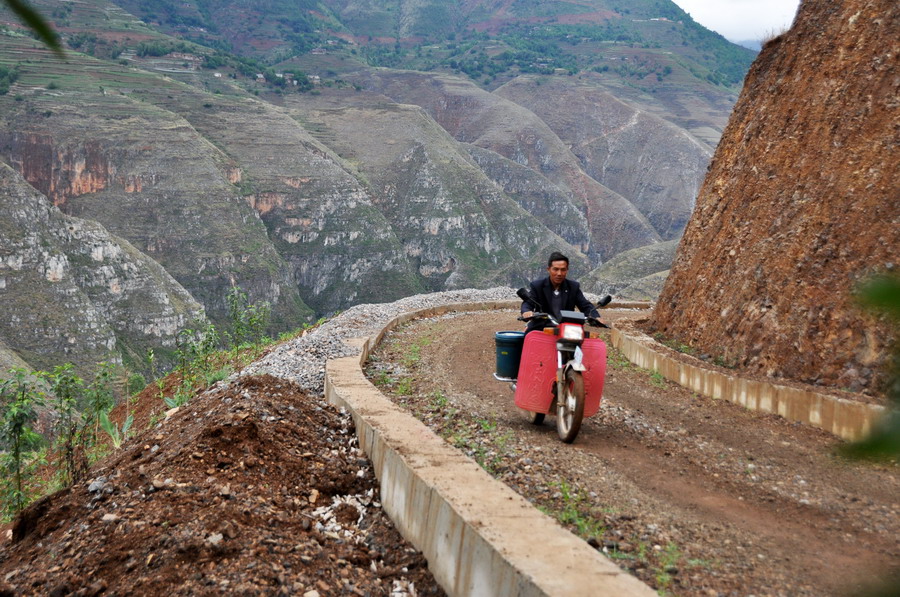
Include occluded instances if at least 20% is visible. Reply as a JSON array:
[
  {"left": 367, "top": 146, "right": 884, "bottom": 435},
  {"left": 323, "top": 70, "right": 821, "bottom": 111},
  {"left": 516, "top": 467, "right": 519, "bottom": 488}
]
[
  {"left": 226, "top": 286, "right": 271, "bottom": 347},
  {"left": 0, "top": 368, "right": 44, "bottom": 517},
  {"left": 42, "top": 364, "right": 88, "bottom": 487},
  {"left": 82, "top": 362, "right": 115, "bottom": 446}
]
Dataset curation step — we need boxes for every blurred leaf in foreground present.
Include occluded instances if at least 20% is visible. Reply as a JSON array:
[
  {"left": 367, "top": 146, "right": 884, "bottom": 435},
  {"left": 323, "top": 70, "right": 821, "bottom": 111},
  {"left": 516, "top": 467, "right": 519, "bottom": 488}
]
[
  {"left": 843, "top": 274, "right": 900, "bottom": 460},
  {"left": 5, "top": 0, "right": 63, "bottom": 57}
]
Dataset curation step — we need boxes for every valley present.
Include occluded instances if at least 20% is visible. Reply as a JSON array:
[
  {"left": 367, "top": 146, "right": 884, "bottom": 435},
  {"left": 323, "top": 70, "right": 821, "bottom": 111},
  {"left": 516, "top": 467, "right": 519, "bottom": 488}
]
[{"left": 0, "top": 0, "right": 739, "bottom": 379}]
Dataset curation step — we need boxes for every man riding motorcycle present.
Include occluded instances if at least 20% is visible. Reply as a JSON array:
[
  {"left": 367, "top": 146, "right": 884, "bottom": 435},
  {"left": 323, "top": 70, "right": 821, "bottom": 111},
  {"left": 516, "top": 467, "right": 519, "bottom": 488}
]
[{"left": 521, "top": 252, "right": 604, "bottom": 332}]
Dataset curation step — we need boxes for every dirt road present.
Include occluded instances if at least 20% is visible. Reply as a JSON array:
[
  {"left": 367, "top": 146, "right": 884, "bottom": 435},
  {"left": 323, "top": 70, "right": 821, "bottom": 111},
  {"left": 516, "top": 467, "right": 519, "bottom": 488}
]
[{"left": 367, "top": 308, "right": 899, "bottom": 597}]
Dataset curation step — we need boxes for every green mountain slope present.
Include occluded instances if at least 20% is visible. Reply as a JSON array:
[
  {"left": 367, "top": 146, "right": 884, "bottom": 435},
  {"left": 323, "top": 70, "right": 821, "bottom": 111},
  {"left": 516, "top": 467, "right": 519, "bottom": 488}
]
[
  {"left": 288, "top": 98, "right": 591, "bottom": 286},
  {"left": 0, "top": 0, "right": 756, "bottom": 374},
  {"left": 99, "top": 0, "right": 753, "bottom": 88}
]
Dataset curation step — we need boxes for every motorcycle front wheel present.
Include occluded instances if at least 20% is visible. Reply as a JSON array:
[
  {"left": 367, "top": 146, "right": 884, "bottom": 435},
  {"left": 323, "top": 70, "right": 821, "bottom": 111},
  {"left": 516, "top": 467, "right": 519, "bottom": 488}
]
[{"left": 557, "top": 369, "right": 585, "bottom": 443}]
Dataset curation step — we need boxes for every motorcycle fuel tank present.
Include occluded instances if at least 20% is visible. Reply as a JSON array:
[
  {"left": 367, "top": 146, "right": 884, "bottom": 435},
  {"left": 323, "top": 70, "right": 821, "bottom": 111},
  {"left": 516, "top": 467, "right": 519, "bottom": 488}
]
[{"left": 514, "top": 331, "right": 606, "bottom": 417}]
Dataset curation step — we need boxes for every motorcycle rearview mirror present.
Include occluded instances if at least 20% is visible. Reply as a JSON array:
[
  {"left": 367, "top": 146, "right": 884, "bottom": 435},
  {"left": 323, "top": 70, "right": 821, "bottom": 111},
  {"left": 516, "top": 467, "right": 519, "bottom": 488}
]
[{"left": 597, "top": 295, "right": 612, "bottom": 307}]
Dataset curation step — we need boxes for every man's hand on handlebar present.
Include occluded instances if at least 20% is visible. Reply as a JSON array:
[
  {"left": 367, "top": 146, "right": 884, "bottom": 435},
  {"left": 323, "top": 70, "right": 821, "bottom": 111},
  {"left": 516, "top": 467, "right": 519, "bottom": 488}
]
[
  {"left": 587, "top": 317, "right": 609, "bottom": 329},
  {"left": 521, "top": 311, "right": 534, "bottom": 319}
]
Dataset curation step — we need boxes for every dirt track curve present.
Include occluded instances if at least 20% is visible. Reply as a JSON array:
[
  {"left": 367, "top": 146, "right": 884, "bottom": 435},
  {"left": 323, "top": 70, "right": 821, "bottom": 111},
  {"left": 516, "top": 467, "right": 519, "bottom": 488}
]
[{"left": 367, "top": 308, "right": 899, "bottom": 597}]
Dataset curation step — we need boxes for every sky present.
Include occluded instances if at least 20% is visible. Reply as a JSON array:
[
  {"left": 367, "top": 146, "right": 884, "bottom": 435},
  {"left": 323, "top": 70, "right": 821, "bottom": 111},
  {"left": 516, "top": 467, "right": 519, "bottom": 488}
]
[{"left": 670, "top": 0, "right": 802, "bottom": 42}]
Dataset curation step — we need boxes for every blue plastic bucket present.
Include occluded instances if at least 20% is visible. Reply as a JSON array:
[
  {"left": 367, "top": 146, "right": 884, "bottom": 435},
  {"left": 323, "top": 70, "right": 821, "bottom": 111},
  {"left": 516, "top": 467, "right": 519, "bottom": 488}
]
[{"left": 495, "top": 331, "right": 526, "bottom": 379}]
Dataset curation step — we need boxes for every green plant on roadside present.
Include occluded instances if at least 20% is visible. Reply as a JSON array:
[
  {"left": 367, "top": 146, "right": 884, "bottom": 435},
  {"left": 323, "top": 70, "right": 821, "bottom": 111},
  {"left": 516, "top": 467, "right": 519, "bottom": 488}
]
[
  {"left": 164, "top": 382, "right": 193, "bottom": 409},
  {"left": 655, "top": 543, "right": 682, "bottom": 593},
  {"left": 395, "top": 376, "right": 413, "bottom": 396},
  {"left": 82, "top": 362, "right": 115, "bottom": 445},
  {"left": 205, "top": 366, "right": 232, "bottom": 386},
  {"left": 99, "top": 411, "right": 133, "bottom": 449},
  {"left": 402, "top": 335, "right": 434, "bottom": 367},
  {"left": 636, "top": 541, "right": 650, "bottom": 564},
  {"left": 402, "top": 344, "right": 421, "bottom": 366},
  {"left": 175, "top": 328, "right": 198, "bottom": 378},
  {"left": 649, "top": 370, "right": 667, "bottom": 388},
  {"left": 42, "top": 364, "right": 87, "bottom": 487},
  {"left": 371, "top": 370, "right": 392, "bottom": 387},
  {"left": 552, "top": 479, "right": 606, "bottom": 538},
  {"left": 193, "top": 321, "right": 220, "bottom": 368},
  {"left": 607, "top": 347, "right": 634, "bottom": 371},
  {"left": 470, "top": 442, "right": 492, "bottom": 471},
  {"left": 147, "top": 412, "right": 162, "bottom": 429},
  {"left": 126, "top": 372, "right": 146, "bottom": 397},
  {"left": 712, "top": 354, "right": 737, "bottom": 369},
  {"left": 476, "top": 416, "right": 496, "bottom": 432},
  {"left": 226, "top": 286, "right": 271, "bottom": 347},
  {"left": 0, "top": 368, "right": 44, "bottom": 518},
  {"left": 477, "top": 430, "right": 512, "bottom": 475},
  {"left": 653, "top": 332, "right": 696, "bottom": 356},
  {"left": 607, "top": 548, "right": 635, "bottom": 561},
  {"left": 430, "top": 390, "right": 448, "bottom": 408}
]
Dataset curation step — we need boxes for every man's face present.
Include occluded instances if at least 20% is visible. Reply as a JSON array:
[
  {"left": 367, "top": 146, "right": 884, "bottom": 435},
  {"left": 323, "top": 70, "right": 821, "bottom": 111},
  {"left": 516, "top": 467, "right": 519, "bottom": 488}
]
[{"left": 547, "top": 260, "right": 568, "bottom": 287}]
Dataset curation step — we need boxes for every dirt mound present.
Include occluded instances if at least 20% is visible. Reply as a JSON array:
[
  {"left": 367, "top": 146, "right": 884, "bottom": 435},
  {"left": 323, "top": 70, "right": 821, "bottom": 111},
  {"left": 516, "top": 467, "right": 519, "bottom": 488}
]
[
  {"left": 0, "top": 375, "right": 443, "bottom": 596},
  {"left": 649, "top": 0, "right": 899, "bottom": 392}
]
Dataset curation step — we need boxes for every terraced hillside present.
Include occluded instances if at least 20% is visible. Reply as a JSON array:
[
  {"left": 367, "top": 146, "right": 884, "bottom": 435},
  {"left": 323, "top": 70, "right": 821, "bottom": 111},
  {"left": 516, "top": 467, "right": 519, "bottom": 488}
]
[{"left": 0, "top": 0, "right": 757, "bottom": 377}]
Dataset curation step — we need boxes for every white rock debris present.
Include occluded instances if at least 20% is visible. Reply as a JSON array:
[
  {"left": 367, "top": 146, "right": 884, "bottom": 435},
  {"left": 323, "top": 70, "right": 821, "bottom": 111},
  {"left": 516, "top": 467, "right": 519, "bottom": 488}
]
[{"left": 240, "top": 287, "right": 521, "bottom": 396}]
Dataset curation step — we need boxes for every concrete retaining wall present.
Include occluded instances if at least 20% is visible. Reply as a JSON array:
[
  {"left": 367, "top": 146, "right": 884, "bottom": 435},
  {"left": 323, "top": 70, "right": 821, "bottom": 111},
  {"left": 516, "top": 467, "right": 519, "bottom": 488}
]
[
  {"left": 324, "top": 302, "right": 656, "bottom": 597},
  {"left": 608, "top": 328, "right": 885, "bottom": 441}
]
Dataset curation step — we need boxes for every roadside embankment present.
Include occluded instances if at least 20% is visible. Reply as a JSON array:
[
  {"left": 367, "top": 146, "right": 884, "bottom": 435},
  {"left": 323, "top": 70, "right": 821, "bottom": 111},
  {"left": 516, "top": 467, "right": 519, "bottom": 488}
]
[
  {"left": 609, "top": 317, "right": 885, "bottom": 441},
  {"left": 325, "top": 301, "right": 656, "bottom": 597},
  {"left": 315, "top": 293, "right": 886, "bottom": 594}
]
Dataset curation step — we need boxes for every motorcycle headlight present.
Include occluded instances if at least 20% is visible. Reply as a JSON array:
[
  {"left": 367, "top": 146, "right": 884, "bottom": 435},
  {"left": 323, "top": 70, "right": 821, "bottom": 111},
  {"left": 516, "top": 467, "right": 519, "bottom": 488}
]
[{"left": 561, "top": 325, "right": 584, "bottom": 341}]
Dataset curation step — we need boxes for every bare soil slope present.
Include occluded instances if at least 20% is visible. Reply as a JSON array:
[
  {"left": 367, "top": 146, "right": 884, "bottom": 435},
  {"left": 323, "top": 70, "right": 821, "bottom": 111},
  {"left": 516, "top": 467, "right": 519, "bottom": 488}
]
[
  {"left": 650, "top": 0, "right": 900, "bottom": 392},
  {"left": 0, "top": 375, "right": 443, "bottom": 596}
]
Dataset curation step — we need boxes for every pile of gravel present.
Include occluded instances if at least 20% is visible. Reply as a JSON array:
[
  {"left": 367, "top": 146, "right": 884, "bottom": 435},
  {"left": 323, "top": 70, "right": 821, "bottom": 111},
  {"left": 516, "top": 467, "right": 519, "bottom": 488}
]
[{"left": 240, "top": 287, "right": 519, "bottom": 396}]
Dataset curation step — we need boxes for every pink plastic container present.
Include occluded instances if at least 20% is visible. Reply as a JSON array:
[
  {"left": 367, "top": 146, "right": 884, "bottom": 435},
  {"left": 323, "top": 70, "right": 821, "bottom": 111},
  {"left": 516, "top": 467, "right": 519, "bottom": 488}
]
[{"left": 514, "top": 331, "right": 606, "bottom": 417}]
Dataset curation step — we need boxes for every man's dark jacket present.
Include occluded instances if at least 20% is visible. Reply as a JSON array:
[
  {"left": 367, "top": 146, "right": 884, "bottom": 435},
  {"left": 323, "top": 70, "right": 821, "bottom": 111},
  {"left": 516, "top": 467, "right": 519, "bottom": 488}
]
[{"left": 521, "top": 277, "right": 599, "bottom": 332}]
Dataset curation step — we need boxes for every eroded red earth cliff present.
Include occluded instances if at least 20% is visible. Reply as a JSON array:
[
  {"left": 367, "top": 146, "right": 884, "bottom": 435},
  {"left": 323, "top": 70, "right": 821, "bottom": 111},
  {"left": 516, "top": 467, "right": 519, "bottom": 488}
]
[{"left": 650, "top": 0, "right": 899, "bottom": 393}]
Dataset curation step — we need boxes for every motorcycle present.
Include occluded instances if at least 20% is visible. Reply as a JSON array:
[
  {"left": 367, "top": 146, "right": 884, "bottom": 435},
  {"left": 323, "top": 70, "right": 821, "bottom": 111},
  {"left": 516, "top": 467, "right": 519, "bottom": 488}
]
[{"left": 494, "top": 288, "right": 611, "bottom": 443}]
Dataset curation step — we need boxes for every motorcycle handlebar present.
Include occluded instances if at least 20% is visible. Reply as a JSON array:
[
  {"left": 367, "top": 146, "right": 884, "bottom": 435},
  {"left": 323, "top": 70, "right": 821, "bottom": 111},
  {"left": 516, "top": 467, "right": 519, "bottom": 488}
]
[{"left": 518, "top": 312, "right": 553, "bottom": 323}]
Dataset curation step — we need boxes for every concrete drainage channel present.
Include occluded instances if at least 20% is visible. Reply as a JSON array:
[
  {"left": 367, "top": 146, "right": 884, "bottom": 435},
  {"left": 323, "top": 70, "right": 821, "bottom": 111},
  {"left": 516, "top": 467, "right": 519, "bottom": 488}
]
[{"left": 323, "top": 301, "right": 886, "bottom": 596}]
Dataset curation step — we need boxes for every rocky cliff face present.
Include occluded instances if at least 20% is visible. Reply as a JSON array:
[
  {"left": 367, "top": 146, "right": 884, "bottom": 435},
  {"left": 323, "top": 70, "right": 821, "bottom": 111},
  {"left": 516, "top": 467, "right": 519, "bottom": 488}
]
[
  {"left": 494, "top": 77, "right": 712, "bottom": 240},
  {"left": 0, "top": 162, "right": 205, "bottom": 377},
  {"left": 0, "top": 77, "right": 313, "bottom": 332},
  {"left": 583, "top": 239, "right": 678, "bottom": 300},
  {"left": 130, "top": 86, "right": 423, "bottom": 315},
  {"left": 464, "top": 144, "right": 591, "bottom": 251},
  {"left": 649, "top": 0, "right": 899, "bottom": 392},
  {"left": 289, "top": 98, "right": 591, "bottom": 288},
  {"left": 351, "top": 70, "right": 662, "bottom": 262}
]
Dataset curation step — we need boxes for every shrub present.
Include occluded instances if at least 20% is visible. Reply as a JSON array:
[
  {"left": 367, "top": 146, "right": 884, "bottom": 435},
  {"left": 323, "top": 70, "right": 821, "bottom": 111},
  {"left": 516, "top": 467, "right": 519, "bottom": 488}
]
[
  {"left": 127, "top": 373, "right": 147, "bottom": 396},
  {"left": 226, "top": 286, "right": 271, "bottom": 347},
  {"left": 0, "top": 369, "right": 44, "bottom": 517},
  {"left": 43, "top": 364, "right": 88, "bottom": 487}
]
